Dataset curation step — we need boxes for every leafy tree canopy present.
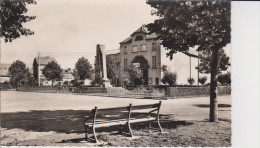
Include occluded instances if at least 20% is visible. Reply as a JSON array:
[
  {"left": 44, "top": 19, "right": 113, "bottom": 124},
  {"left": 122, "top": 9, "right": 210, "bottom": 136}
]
[
  {"left": 0, "top": 0, "right": 36, "bottom": 42},
  {"left": 187, "top": 77, "right": 195, "bottom": 85},
  {"left": 8, "top": 60, "right": 31, "bottom": 86},
  {"left": 42, "top": 61, "right": 62, "bottom": 85},
  {"left": 106, "top": 56, "right": 119, "bottom": 80},
  {"left": 146, "top": 0, "right": 231, "bottom": 59},
  {"left": 146, "top": 0, "right": 231, "bottom": 122},
  {"left": 198, "top": 76, "right": 207, "bottom": 85},
  {"left": 73, "top": 57, "right": 93, "bottom": 80},
  {"left": 217, "top": 72, "right": 231, "bottom": 86},
  {"left": 128, "top": 64, "right": 142, "bottom": 85},
  {"left": 196, "top": 48, "right": 230, "bottom": 74},
  {"left": 161, "top": 71, "right": 177, "bottom": 86}
]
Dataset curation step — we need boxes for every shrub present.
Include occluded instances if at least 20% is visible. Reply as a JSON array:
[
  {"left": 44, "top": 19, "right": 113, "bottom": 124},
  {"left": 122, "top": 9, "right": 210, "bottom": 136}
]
[
  {"left": 161, "top": 71, "right": 177, "bottom": 86},
  {"left": 187, "top": 77, "right": 195, "bottom": 85},
  {"left": 198, "top": 76, "right": 207, "bottom": 85},
  {"left": 217, "top": 72, "right": 231, "bottom": 86},
  {"left": 64, "top": 81, "right": 69, "bottom": 85}
]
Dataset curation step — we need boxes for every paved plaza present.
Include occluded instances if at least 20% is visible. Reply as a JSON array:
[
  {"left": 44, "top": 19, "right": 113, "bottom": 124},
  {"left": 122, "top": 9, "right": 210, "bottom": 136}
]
[{"left": 1, "top": 91, "right": 231, "bottom": 146}]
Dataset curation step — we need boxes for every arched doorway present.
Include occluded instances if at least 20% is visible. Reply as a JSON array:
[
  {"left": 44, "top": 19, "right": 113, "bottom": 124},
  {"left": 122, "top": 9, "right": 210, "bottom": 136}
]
[{"left": 132, "top": 56, "right": 149, "bottom": 85}]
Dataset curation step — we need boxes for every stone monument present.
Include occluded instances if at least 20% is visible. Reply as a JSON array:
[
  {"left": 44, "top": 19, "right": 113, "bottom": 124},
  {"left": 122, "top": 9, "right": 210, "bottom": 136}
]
[{"left": 95, "top": 44, "right": 112, "bottom": 87}]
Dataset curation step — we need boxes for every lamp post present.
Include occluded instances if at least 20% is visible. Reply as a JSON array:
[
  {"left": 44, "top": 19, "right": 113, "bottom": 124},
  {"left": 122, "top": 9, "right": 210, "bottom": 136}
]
[
  {"left": 197, "top": 52, "right": 200, "bottom": 86},
  {"left": 38, "top": 52, "right": 41, "bottom": 86},
  {"left": 189, "top": 56, "right": 191, "bottom": 79}
]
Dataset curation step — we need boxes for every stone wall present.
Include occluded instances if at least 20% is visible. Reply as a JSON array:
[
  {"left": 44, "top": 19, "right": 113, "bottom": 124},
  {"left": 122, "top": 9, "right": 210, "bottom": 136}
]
[{"left": 165, "top": 86, "right": 231, "bottom": 98}]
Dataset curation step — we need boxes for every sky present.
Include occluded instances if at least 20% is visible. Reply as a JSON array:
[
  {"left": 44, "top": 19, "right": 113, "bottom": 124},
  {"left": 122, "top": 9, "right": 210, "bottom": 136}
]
[
  {"left": 1, "top": 0, "right": 158, "bottom": 69},
  {"left": 1, "top": 0, "right": 231, "bottom": 84}
]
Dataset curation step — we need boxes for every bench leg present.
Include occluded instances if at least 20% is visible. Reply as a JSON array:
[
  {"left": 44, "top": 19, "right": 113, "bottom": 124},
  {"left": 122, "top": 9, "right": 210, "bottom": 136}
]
[
  {"left": 92, "top": 127, "right": 98, "bottom": 143},
  {"left": 127, "top": 122, "right": 133, "bottom": 137},
  {"left": 148, "top": 121, "right": 152, "bottom": 133},
  {"left": 84, "top": 125, "right": 89, "bottom": 140},
  {"left": 157, "top": 119, "right": 163, "bottom": 133}
]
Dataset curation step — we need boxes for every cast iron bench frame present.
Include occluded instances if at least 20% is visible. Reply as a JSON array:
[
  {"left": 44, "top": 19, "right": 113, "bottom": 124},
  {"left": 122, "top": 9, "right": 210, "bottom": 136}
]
[{"left": 84, "top": 101, "right": 163, "bottom": 143}]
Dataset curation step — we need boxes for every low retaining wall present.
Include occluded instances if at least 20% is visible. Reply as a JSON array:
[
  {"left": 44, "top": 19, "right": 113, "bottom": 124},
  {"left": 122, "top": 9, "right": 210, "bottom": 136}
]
[
  {"left": 70, "top": 87, "right": 107, "bottom": 93},
  {"left": 17, "top": 86, "right": 108, "bottom": 94},
  {"left": 17, "top": 86, "right": 70, "bottom": 93},
  {"left": 166, "top": 86, "right": 231, "bottom": 98}
]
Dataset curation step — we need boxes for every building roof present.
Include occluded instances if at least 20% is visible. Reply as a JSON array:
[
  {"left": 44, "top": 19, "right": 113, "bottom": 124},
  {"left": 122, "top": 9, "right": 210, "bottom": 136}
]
[
  {"left": 130, "top": 25, "right": 149, "bottom": 36},
  {"left": 119, "top": 37, "right": 132, "bottom": 44},
  {"left": 120, "top": 25, "right": 157, "bottom": 44},
  {"left": 35, "top": 56, "right": 56, "bottom": 65},
  {"left": 0, "top": 64, "right": 11, "bottom": 76},
  {"left": 106, "top": 49, "right": 120, "bottom": 55},
  {"left": 62, "top": 68, "right": 73, "bottom": 74}
]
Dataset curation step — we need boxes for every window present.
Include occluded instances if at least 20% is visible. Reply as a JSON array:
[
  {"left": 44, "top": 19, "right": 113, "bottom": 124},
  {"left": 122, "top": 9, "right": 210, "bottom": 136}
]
[
  {"left": 152, "top": 43, "right": 156, "bottom": 51},
  {"left": 135, "top": 36, "right": 143, "bottom": 41},
  {"left": 124, "top": 59, "right": 128, "bottom": 70},
  {"left": 132, "top": 45, "right": 138, "bottom": 53},
  {"left": 123, "top": 46, "right": 127, "bottom": 54},
  {"left": 141, "top": 44, "right": 147, "bottom": 52},
  {"left": 152, "top": 56, "right": 157, "bottom": 68}
]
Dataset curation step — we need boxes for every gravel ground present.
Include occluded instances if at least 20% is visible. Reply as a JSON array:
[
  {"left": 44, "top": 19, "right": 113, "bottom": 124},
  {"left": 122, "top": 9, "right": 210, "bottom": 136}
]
[{"left": 0, "top": 91, "right": 231, "bottom": 146}]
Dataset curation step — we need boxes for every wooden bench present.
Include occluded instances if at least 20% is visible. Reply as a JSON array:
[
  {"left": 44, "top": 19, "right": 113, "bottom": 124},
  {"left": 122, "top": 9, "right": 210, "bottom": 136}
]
[{"left": 84, "top": 101, "right": 163, "bottom": 143}]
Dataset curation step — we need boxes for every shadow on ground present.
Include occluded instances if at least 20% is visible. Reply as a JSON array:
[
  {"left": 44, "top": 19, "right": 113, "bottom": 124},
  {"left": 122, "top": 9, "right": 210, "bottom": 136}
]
[
  {"left": 1, "top": 109, "right": 192, "bottom": 135},
  {"left": 58, "top": 120, "right": 193, "bottom": 144},
  {"left": 196, "top": 104, "right": 231, "bottom": 108}
]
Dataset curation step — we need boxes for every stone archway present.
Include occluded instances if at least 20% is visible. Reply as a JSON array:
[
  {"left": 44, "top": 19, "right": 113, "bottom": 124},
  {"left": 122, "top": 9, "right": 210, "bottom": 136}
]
[{"left": 131, "top": 56, "right": 149, "bottom": 85}]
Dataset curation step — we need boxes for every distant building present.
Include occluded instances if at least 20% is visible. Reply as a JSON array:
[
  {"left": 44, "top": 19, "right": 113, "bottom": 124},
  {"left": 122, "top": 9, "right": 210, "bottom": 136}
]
[
  {"left": 106, "top": 25, "right": 207, "bottom": 86},
  {"left": 62, "top": 68, "right": 74, "bottom": 84},
  {"left": 33, "top": 56, "right": 56, "bottom": 86},
  {"left": 107, "top": 25, "right": 161, "bottom": 86},
  {"left": 0, "top": 64, "right": 11, "bottom": 83}
]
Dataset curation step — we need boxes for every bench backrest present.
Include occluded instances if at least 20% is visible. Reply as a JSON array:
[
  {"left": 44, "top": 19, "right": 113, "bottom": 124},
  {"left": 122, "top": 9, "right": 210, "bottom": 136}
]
[
  {"left": 89, "top": 101, "right": 162, "bottom": 123},
  {"left": 127, "top": 101, "right": 162, "bottom": 120}
]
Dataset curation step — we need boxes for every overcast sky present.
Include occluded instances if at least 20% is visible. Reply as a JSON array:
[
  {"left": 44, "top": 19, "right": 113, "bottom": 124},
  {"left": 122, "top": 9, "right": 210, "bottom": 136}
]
[
  {"left": 1, "top": 0, "right": 158, "bottom": 69},
  {"left": 1, "top": 0, "right": 230, "bottom": 77}
]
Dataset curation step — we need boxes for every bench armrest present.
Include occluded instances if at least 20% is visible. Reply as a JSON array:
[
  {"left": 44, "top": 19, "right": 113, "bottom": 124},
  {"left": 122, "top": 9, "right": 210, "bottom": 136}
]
[
  {"left": 148, "top": 108, "right": 158, "bottom": 114},
  {"left": 84, "top": 116, "right": 93, "bottom": 124}
]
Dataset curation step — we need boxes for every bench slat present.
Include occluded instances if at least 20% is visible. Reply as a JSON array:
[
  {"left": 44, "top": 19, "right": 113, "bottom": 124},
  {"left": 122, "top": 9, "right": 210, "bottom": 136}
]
[
  {"left": 91, "top": 120, "right": 127, "bottom": 128},
  {"left": 85, "top": 117, "right": 156, "bottom": 127},
  {"left": 130, "top": 117, "right": 156, "bottom": 123}
]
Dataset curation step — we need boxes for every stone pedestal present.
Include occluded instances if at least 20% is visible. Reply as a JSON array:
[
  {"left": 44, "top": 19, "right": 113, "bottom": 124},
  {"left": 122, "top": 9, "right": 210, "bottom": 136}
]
[
  {"left": 102, "top": 78, "right": 112, "bottom": 87},
  {"left": 95, "top": 44, "right": 112, "bottom": 88}
]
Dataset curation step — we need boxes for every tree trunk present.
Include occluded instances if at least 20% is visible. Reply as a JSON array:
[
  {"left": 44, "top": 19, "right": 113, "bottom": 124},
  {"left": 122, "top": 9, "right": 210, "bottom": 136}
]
[
  {"left": 209, "top": 48, "right": 220, "bottom": 122},
  {"left": 52, "top": 80, "right": 54, "bottom": 86}
]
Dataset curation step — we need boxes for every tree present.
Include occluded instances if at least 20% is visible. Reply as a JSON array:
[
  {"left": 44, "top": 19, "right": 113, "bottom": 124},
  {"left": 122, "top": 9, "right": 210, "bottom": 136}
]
[
  {"left": 198, "top": 76, "right": 207, "bottom": 85},
  {"left": 161, "top": 65, "right": 168, "bottom": 72},
  {"left": 187, "top": 77, "right": 195, "bottom": 85},
  {"left": 196, "top": 49, "right": 230, "bottom": 74},
  {"left": 161, "top": 71, "right": 177, "bottom": 86},
  {"left": 128, "top": 64, "right": 142, "bottom": 85},
  {"left": 73, "top": 57, "right": 93, "bottom": 80},
  {"left": 217, "top": 72, "right": 231, "bottom": 86},
  {"left": 8, "top": 60, "right": 31, "bottom": 86},
  {"left": 146, "top": 1, "right": 231, "bottom": 122},
  {"left": 0, "top": 0, "right": 36, "bottom": 42},
  {"left": 106, "top": 56, "right": 119, "bottom": 85},
  {"left": 42, "top": 61, "right": 62, "bottom": 86}
]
